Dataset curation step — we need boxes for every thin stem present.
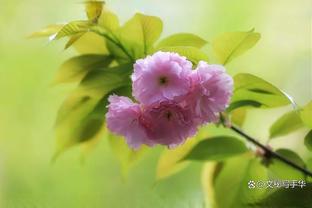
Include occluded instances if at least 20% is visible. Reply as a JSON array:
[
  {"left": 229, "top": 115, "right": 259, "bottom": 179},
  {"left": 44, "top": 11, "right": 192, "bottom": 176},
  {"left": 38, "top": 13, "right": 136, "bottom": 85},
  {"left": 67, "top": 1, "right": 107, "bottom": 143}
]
[
  {"left": 230, "top": 125, "right": 312, "bottom": 178},
  {"left": 91, "top": 27, "right": 135, "bottom": 62}
]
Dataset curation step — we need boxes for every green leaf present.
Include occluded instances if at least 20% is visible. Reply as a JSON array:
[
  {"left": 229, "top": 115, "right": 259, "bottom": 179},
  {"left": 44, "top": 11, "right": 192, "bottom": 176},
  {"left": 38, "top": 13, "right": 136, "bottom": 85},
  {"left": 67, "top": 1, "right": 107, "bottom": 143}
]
[
  {"left": 156, "top": 137, "right": 199, "bottom": 180},
  {"left": 304, "top": 130, "right": 312, "bottom": 151},
  {"left": 78, "top": 63, "right": 132, "bottom": 96},
  {"left": 212, "top": 29, "right": 260, "bottom": 65},
  {"left": 250, "top": 184, "right": 312, "bottom": 208},
  {"left": 300, "top": 101, "right": 312, "bottom": 129},
  {"left": 156, "top": 33, "right": 207, "bottom": 48},
  {"left": 268, "top": 148, "right": 305, "bottom": 180},
  {"left": 269, "top": 111, "right": 304, "bottom": 139},
  {"left": 227, "top": 100, "right": 262, "bottom": 112},
  {"left": 64, "top": 32, "right": 85, "bottom": 50},
  {"left": 230, "top": 108, "right": 247, "bottom": 127},
  {"left": 232, "top": 73, "right": 291, "bottom": 108},
  {"left": 213, "top": 154, "right": 268, "bottom": 208},
  {"left": 55, "top": 21, "right": 91, "bottom": 40},
  {"left": 183, "top": 136, "right": 248, "bottom": 161},
  {"left": 115, "top": 13, "right": 163, "bottom": 59},
  {"left": 159, "top": 46, "right": 208, "bottom": 64},
  {"left": 108, "top": 133, "right": 147, "bottom": 179},
  {"left": 28, "top": 24, "right": 64, "bottom": 38},
  {"left": 84, "top": 1, "right": 105, "bottom": 22},
  {"left": 72, "top": 32, "right": 108, "bottom": 54},
  {"left": 53, "top": 54, "right": 113, "bottom": 84},
  {"left": 53, "top": 64, "right": 133, "bottom": 156},
  {"left": 98, "top": 8, "right": 120, "bottom": 32}
]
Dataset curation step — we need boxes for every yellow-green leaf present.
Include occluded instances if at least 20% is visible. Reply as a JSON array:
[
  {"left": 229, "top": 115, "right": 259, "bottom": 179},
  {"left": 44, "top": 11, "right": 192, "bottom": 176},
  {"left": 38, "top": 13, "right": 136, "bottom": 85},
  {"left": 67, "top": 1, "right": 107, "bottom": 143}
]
[
  {"left": 269, "top": 111, "right": 304, "bottom": 139},
  {"left": 53, "top": 54, "right": 113, "bottom": 84},
  {"left": 98, "top": 8, "right": 120, "bottom": 32},
  {"left": 53, "top": 65, "right": 133, "bottom": 157},
  {"left": 64, "top": 32, "right": 85, "bottom": 50},
  {"left": 28, "top": 24, "right": 64, "bottom": 38},
  {"left": 304, "top": 130, "right": 312, "bottom": 151},
  {"left": 232, "top": 73, "right": 291, "bottom": 108},
  {"left": 84, "top": 1, "right": 105, "bottom": 22},
  {"left": 230, "top": 108, "right": 247, "bottom": 127},
  {"left": 157, "top": 33, "right": 207, "bottom": 48},
  {"left": 300, "top": 101, "right": 312, "bottom": 129},
  {"left": 55, "top": 21, "right": 91, "bottom": 40},
  {"left": 156, "top": 138, "right": 198, "bottom": 180},
  {"left": 268, "top": 148, "right": 305, "bottom": 180},
  {"left": 159, "top": 46, "right": 208, "bottom": 64},
  {"left": 73, "top": 32, "right": 108, "bottom": 54},
  {"left": 183, "top": 136, "right": 248, "bottom": 161},
  {"left": 213, "top": 154, "right": 268, "bottom": 208},
  {"left": 212, "top": 29, "right": 260, "bottom": 65},
  {"left": 116, "top": 13, "right": 163, "bottom": 59}
]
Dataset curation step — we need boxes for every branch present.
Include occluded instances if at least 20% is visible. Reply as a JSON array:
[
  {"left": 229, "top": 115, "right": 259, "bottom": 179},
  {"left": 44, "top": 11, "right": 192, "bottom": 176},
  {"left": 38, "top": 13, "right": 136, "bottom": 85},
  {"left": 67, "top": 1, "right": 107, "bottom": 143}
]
[{"left": 230, "top": 125, "right": 312, "bottom": 178}]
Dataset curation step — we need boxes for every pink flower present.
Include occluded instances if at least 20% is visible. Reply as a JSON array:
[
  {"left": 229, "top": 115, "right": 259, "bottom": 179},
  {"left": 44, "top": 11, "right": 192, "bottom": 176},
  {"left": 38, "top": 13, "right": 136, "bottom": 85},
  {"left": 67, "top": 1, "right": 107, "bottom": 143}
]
[
  {"left": 106, "top": 95, "right": 154, "bottom": 149},
  {"left": 187, "top": 61, "right": 233, "bottom": 124},
  {"left": 142, "top": 101, "right": 197, "bottom": 148},
  {"left": 132, "top": 51, "right": 193, "bottom": 105}
]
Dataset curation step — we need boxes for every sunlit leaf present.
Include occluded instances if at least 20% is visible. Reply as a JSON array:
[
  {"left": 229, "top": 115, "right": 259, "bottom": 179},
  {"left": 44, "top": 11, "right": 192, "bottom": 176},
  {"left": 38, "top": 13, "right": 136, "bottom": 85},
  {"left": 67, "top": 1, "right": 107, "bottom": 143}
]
[
  {"left": 300, "top": 101, "right": 312, "bottom": 129},
  {"left": 158, "top": 46, "right": 208, "bottom": 64},
  {"left": 84, "top": 1, "right": 105, "bottom": 22},
  {"left": 73, "top": 32, "right": 108, "bottom": 54},
  {"left": 116, "top": 13, "right": 163, "bottom": 59},
  {"left": 230, "top": 108, "right": 247, "bottom": 127},
  {"left": 232, "top": 73, "right": 291, "bottom": 108},
  {"left": 156, "top": 33, "right": 207, "bottom": 48},
  {"left": 304, "top": 130, "right": 312, "bottom": 151},
  {"left": 212, "top": 29, "right": 260, "bottom": 65},
  {"left": 183, "top": 136, "right": 248, "bottom": 161},
  {"left": 55, "top": 21, "right": 91, "bottom": 40},
  {"left": 98, "top": 8, "right": 120, "bottom": 32},
  {"left": 268, "top": 148, "right": 305, "bottom": 180},
  {"left": 65, "top": 32, "right": 85, "bottom": 50},
  {"left": 108, "top": 133, "right": 147, "bottom": 178},
  {"left": 269, "top": 111, "right": 304, "bottom": 139},
  {"left": 156, "top": 138, "right": 199, "bottom": 180},
  {"left": 250, "top": 183, "right": 312, "bottom": 208},
  {"left": 213, "top": 154, "right": 268, "bottom": 208},
  {"left": 53, "top": 54, "right": 113, "bottom": 84},
  {"left": 28, "top": 24, "right": 64, "bottom": 38}
]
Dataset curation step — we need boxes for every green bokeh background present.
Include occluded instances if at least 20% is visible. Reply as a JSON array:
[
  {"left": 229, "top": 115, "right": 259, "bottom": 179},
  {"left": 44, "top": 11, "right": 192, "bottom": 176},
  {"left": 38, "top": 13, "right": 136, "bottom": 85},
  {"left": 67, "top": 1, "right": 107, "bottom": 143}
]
[{"left": 0, "top": 0, "right": 311, "bottom": 207}]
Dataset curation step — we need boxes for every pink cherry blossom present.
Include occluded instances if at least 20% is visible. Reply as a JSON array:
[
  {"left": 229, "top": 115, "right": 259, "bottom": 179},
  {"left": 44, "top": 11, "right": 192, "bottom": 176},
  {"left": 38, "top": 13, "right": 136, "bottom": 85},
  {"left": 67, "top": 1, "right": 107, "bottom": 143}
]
[
  {"left": 132, "top": 51, "right": 193, "bottom": 105},
  {"left": 106, "top": 95, "right": 154, "bottom": 149},
  {"left": 188, "top": 61, "right": 233, "bottom": 124},
  {"left": 142, "top": 101, "right": 197, "bottom": 148}
]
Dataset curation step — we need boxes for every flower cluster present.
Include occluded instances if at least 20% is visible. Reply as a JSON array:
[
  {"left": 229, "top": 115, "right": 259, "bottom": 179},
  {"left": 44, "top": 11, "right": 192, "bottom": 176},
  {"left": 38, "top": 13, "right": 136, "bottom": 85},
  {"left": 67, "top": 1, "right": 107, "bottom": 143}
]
[{"left": 106, "top": 51, "right": 233, "bottom": 149}]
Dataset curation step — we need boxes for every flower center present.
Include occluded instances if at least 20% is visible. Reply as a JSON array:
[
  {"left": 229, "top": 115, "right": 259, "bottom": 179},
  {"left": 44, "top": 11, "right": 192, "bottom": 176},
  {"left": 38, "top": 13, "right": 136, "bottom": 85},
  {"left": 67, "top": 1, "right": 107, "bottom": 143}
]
[
  {"left": 165, "top": 111, "right": 172, "bottom": 120},
  {"left": 158, "top": 76, "right": 168, "bottom": 86}
]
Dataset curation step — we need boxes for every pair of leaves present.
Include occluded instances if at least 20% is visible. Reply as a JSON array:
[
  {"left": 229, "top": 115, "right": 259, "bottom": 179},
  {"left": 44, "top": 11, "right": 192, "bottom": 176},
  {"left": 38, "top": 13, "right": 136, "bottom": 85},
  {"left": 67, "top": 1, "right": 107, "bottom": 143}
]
[
  {"left": 156, "top": 132, "right": 248, "bottom": 181},
  {"left": 230, "top": 73, "right": 292, "bottom": 111},
  {"left": 54, "top": 64, "right": 133, "bottom": 156},
  {"left": 227, "top": 73, "right": 292, "bottom": 127}
]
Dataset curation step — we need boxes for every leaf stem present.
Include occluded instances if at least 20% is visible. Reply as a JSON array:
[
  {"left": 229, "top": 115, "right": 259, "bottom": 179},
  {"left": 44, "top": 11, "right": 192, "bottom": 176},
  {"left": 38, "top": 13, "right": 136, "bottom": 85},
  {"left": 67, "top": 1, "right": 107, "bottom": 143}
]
[{"left": 230, "top": 125, "right": 312, "bottom": 177}]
